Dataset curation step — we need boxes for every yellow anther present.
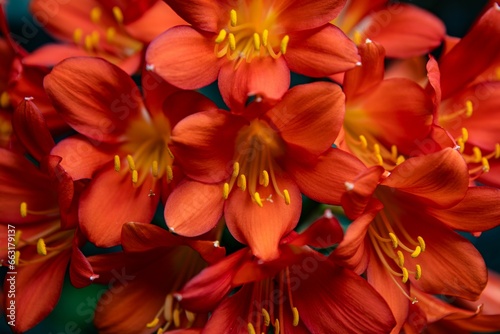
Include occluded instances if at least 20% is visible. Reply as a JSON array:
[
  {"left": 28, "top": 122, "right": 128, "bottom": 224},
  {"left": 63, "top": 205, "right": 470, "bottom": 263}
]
[
  {"left": 0, "top": 91, "right": 9, "bottom": 109},
  {"left": 388, "top": 233, "right": 398, "bottom": 248},
  {"left": 261, "top": 308, "right": 270, "bottom": 326},
  {"left": 114, "top": 155, "right": 121, "bottom": 172},
  {"left": 456, "top": 138, "right": 465, "bottom": 153},
  {"left": 73, "top": 28, "right": 83, "bottom": 44},
  {"left": 20, "top": 202, "right": 27, "bottom": 218},
  {"left": 401, "top": 267, "right": 409, "bottom": 283},
  {"left": 84, "top": 35, "right": 93, "bottom": 51},
  {"left": 185, "top": 310, "right": 196, "bottom": 323},
  {"left": 166, "top": 165, "right": 173, "bottom": 182},
  {"left": 173, "top": 308, "right": 180, "bottom": 327},
  {"left": 14, "top": 231, "right": 22, "bottom": 246},
  {"left": 254, "top": 192, "right": 263, "bottom": 207},
  {"left": 292, "top": 307, "right": 299, "bottom": 327},
  {"left": 375, "top": 153, "right": 384, "bottom": 166},
  {"left": 230, "top": 9, "right": 237, "bottom": 27},
  {"left": 152, "top": 161, "right": 158, "bottom": 177},
  {"left": 391, "top": 145, "right": 398, "bottom": 161},
  {"left": 132, "top": 170, "right": 138, "bottom": 184},
  {"left": 396, "top": 155, "right": 405, "bottom": 165},
  {"left": 283, "top": 189, "right": 290, "bottom": 205},
  {"left": 146, "top": 318, "right": 159, "bottom": 328},
  {"left": 253, "top": 33, "right": 261, "bottom": 50},
  {"left": 397, "top": 250, "right": 405, "bottom": 267},
  {"left": 223, "top": 183, "right": 230, "bottom": 199},
  {"left": 353, "top": 30, "right": 362, "bottom": 45},
  {"left": 106, "top": 27, "right": 116, "bottom": 42},
  {"left": 215, "top": 29, "right": 227, "bottom": 43},
  {"left": 127, "top": 154, "right": 136, "bottom": 170},
  {"left": 91, "top": 31, "right": 100, "bottom": 46},
  {"left": 465, "top": 100, "right": 473, "bottom": 117},
  {"left": 238, "top": 174, "right": 247, "bottom": 191},
  {"left": 37, "top": 238, "right": 47, "bottom": 256},
  {"left": 415, "top": 264, "right": 422, "bottom": 280},
  {"left": 90, "top": 7, "right": 102, "bottom": 23},
  {"left": 247, "top": 323, "right": 256, "bottom": 334},
  {"left": 373, "top": 143, "right": 381, "bottom": 155},
  {"left": 14, "top": 251, "right": 20, "bottom": 266},
  {"left": 359, "top": 135, "right": 368, "bottom": 149},
  {"left": 495, "top": 143, "right": 500, "bottom": 159},
  {"left": 472, "top": 146, "right": 482, "bottom": 163},
  {"left": 260, "top": 170, "right": 269, "bottom": 187},
  {"left": 232, "top": 162, "right": 240, "bottom": 177},
  {"left": 411, "top": 246, "right": 422, "bottom": 258},
  {"left": 262, "top": 29, "right": 269, "bottom": 46},
  {"left": 112, "top": 6, "right": 123, "bottom": 24},
  {"left": 461, "top": 128, "right": 469, "bottom": 143},
  {"left": 417, "top": 236, "right": 426, "bottom": 252},
  {"left": 280, "top": 35, "right": 289, "bottom": 54},
  {"left": 274, "top": 319, "right": 280, "bottom": 334},
  {"left": 482, "top": 157, "right": 490, "bottom": 172},
  {"left": 157, "top": 329, "right": 164, "bottom": 334},
  {"left": 228, "top": 33, "right": 236, "bottom": 51}
]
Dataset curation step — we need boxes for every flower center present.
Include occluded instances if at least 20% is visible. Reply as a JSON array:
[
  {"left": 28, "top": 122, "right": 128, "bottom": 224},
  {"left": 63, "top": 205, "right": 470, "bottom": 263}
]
[
  {"left": 214, "top": 7, "right": 289, "bottom": 68},
  {"left": 115, "top": 113, "right": 173, "bottom": 186},
  {"left": 73, "top": 6, "right": 143, "bottom": 58},
  {"left": 222, "top": 119, "right": 290, "bottom": 207},
  {"left": 368, "top": 208, "right": 425, "bottom": 304}
]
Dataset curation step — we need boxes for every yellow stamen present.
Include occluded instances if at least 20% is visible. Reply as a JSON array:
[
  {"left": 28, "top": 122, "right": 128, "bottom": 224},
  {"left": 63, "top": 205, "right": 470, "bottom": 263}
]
[
  {"left": 73, "top": 28, "right": 83, "bottom": 44},
  {"left": 260, "top": 170, "right": 269, "bottom": 187},
  {"left": 228, "top": 33, "right": 236, "bottom": 51},
  {"left": 373, "top": 143, "right": 381, "bottom": 155},
  {"left": 37, "top": 238, "right": 47, "bottom": 256},
  {"left": 90, "top": 7, "right": 102, "bottom": 23},
  {"left": 173, "top": 308, "right": 180, "bottom": 327},
  {"left": 230, "top": 9, "right": 237, "bottom": 27},
  {"left": 262, "top": 29, "right": 269, "bottom": 46},
  {"left": 14, "top": 251, "right": 20, "bottom": 266},
  {"left": 274, "top": 319, "right": 280, "bottom": 334},
  {"left": 166, "top": 165, "right": 173, "bottom": 182},
  {"left": 461, "top": 128, "right": 469, "bottom": 143},
  {"left": 482, "top": 157, "right": 490, "bottom": 172},
  {"left": 495, "top": 143, "right": 500, "bottom": 159},
  {"left": 457, "top": 138, "right": 465, "bottom": 153},
  {"left": 465, "top": 100, "right": 473, "bottom": 117},
  {"left": 152, "top": 161, "right": 159, "bottom": 177},
  {"left": 146, "top": 318, "right": 159, "bottom": 328},
  {"left": 247, "top": 323, "right": 256, "bottom": 334},
  {"left": 215, "top": 29, "right": 227, "bottom": 43},
  {"left": 375, "top": 153, "right": 384, "bottom": 166},
  {"left": 353, "top": 30, "right": 362, "bottom": 45},
  {"left": 20, "top": 202, "right": 27, "bottom": 217},
  {"left": 238, "top": 174, "right": 247, "bottom": 191},
  {"left": 185, "top": 310, "right": 196, "bottom": 323},
  {"left": 262, "top": 308, "right": 270, "bottom": 326},
  {"left": 391, "top": 145, "right": 398, "bottom": 161},
  {"left": 388, "top": 233, "right": 398, "bottom": 248},
  {"left": 112, "top": 6, "right": 123, "bottom": 24},
  {"left": 280, "top": 35, "right": 289, "bottom": 54},
  {"left": 114, "top": 155, "right": 121, "bottom": 172},
  {"left": 14, "top": 231, "right": 22, "bottom": 246},
  {"left": 106, "top": 27, "right": 116, "bottom": 42},
  {"left": 232, "top": 162, "right": 240, "bottom": 177},
  {"left": 472, "top": 146, "right": 482, "bottom": 163},
  {"left": 415, "top": 264, "right": 422, "bottom": 280},
  {"left": 84, "top": 35, "right": 93, "bottom": 51},
  {"left": 253, "top": 33, "right": 261, "bottom": 50},
  {"left": 127, "top": 154, "right": 136, "bottom": 170},
  {"left": 411, "top": 246, "right": 422, "bottom": 258},
  {"left": 91, "top": 31, "right": 100, "bottom": 47},
  {"left": 223, "top": 183, "right": 230, "bottom": 199},
  {"left": 132, "top": 170, "right": 138, "bottom": 184},
  {"left": 417, "top": 236, "right": 426, "bottom": 252},
  {"left": 397, "top": 250, "right": 405, "bottom": 267},
  {"left": 396, "top": 155, "right": 405, "bottom": 165},
  {"left": 283, "top": 189, "right": 290, "bottom": 205},
  {"left": 292, "top": 307, "right": 299, "bottom": 327},
  {"left": 359, "top": 135, "right": 368, "bottom": 149},
  {"left": 401, "top": 267, "right": 409, "bottom": 283},
  {"left": 254, "top": 192, "right": 263, "bottom": 207}
]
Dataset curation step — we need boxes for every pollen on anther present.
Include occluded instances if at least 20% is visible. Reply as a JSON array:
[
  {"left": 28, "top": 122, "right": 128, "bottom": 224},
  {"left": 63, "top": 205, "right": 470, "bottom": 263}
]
[
  {"left": 417, "top": 236, "right": 426, "bottom": 252},
  {"left": 283, "top": 189, "right": 290, "bottom": 205},
  {"left": 262, "top": 29, "right": 269, "bottom": 46},
  {"left": 415, "top": 264, "right": 422, "bottom": 280},
  {"left": 388, "top": 233, "right": 398, "bottom": 248},
  {"left": 482, "top": 157, "right": 490, "bottom": 172},
  {"left": 14, "top": 251, "right": 20, "bottom": 266},
  {"left": 397, "top": 250, "right": 405, "bottom": 267},
  {"left": 292, "top": 307, "right": 299, "bottom": 326},
  {"left": 73, "top": 28, "right": 83, "bottom": 44},
  {"left": 260, "top": 170, "right": 269, "bottom": 187},
  {"left": 262, "top": 308, "right": 270, "bottom": 326},
  {"left": 495, "top": 143, "right": 500, "bottom": 159},
  {"left": 106, "top": 27, "right": 116, "bottom": 42},
  {"left": 411, "top": 246, "right": 422, "bottom": 258},
  {"left": 247, "top": 323, "right": 256, "bottom": 334},
  {"left": 359, "top": 135, "right": 368, "bottom": 149},
  {"left": 14, "top": 230, "right": 21, "bottom": 246},
  {"left": 114, "top": 155, "right": 121, "bottom": 172},
  {"left": 20, "top": 202, "right": 27, "bottom": 217},
  {"left": 238, "top": 174, "right": 247, "bottom": 191},
  {"left": 146, "top": 317, "right": 159, "bottom": 328},
  {"left": 223, "top": 182, "right": 230, "bottom": 199},
  {"left": 112, "top": 6, "right": 124, "bottom": 24},
  {"left": 215, "top": 29, "right": 227, "bottom": 44},
  {"left": 472, "top": 146, "right": 482, "bottom": 163},
  {"left": 132, "top": 170, "right": 138, "bottom": 184},
  {"left": 465, "top": 100, "right": 473, "bottom": 117},
  {"left": 152, "top": 160, "right": 159, "bottom": 177},
  {"left": 90, "top": 7, "right": 102, "bottom": 23},
  {"left": 166, "top": 165, "right": 173, "bottom": 182},
  {"left": 280, "top": 35, "right": 289, "bottom": 54},
  {"left": 232, "top": 162, "right": 240, "bottom": 177},
  {"left": 401, "top": 267, "right": 409, "bottom": 283},
  {"left": 37, "top": 238, "right": 47, "bottom": 256},
  {"left": 228, "top": 33, "right": 236, "bottom": 51},
  {"left": 127, "top": 154, "right": 136, "bottom": 170},
  {"left": 253, "top": 33, "right": 261, "bottom": 50},
  {"left": 230, "top": 9, "right": 238, "bottom": 27},
  {"left": 254, "top": 192, "right": 263, "bottom": 207},
  {"left": 461, "top": 128, "right": 469, "bottom": 142}
]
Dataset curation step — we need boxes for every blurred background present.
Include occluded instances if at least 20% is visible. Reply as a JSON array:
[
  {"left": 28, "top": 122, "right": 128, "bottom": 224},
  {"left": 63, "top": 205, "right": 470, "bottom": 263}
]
[{"left": 1, "top": 0, "right": 498, "bottom": 333}]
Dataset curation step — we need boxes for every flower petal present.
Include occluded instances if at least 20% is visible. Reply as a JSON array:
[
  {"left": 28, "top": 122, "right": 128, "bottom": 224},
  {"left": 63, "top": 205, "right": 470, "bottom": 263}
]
[
  {"left": 275, "top": 0, "right": 347, "bottom": 31},
  {"left": 285, "top": 25, "right": 360, "bottom": 77},
  {"left": 164, "top": 180, "right": 224, "bottom": 236},
  {"left": 285, "top": 209, "right": 343, "bottom": 248},
  {"left": 225, "top": 175, "right": 301, "bottom": 261},
  {"left": 146, "top": 26, "right": 221, "bottom": 90},
  {"left": 79, "top": 166, "right": 159, "bottom": 247},
  {"left": 44, "top": 57, "right": 144, "bottom": 144},
  {"left": 162, "top": 0, "right": 230, "bottom": 32}
]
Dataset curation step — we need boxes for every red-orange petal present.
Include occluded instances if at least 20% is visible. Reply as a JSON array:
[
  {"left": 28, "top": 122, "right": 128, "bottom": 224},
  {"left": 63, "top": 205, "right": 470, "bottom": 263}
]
[
  {"left": 163, "top": 0, "right": 231, "bottom": 32},
  {"left": 274, "top": 0, "right": 347, "bottom": 31}
]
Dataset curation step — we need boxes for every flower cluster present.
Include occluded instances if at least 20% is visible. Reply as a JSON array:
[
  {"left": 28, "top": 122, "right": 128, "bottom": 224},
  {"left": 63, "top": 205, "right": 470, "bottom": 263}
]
[{"left": 1, "top": 0, "right": 500, "bottom": 333}]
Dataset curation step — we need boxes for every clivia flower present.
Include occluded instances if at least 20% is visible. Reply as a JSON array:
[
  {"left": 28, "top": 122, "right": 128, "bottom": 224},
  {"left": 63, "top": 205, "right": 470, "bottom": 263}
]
[
  {"left": 166, "top": 81, "right": 368, "bottom": 260},
  {"left": 44, "top": 57, "right": 216, "bottom": 247},
  {"left": 146, "top": 0, "right": 360, "bottom": 109},
  {"left": 174, "top": 211, "right": 396, "bottom": 333}
]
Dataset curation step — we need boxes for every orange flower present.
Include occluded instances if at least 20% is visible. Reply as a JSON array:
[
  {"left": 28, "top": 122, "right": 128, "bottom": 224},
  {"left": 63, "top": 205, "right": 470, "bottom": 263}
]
[
  {"left": 166, "top": 81, "right": 367, "bottom": 260},
  {"left": 146, "top": 0, "right": 359, "bottom": 109}
]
